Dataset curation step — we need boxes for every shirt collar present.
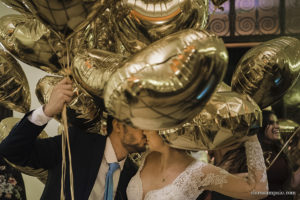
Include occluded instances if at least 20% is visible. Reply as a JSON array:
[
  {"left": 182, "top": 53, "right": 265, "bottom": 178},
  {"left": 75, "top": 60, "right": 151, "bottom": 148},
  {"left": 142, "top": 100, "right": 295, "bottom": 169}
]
[{"left": 104, "top": 137, "right": 126, "bottom": 170}]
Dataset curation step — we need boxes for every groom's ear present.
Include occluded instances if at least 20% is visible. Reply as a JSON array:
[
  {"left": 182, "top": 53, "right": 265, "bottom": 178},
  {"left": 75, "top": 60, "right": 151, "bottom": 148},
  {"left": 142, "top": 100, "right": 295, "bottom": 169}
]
[{"left": 112, "top": 119, "right": 120, "bottom": 134}]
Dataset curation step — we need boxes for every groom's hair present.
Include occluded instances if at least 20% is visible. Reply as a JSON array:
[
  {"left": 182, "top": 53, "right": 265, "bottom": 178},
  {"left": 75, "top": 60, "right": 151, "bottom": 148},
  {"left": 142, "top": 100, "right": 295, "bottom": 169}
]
[{"left": 107, "top": 115, "right": 114, "bottom": 135}]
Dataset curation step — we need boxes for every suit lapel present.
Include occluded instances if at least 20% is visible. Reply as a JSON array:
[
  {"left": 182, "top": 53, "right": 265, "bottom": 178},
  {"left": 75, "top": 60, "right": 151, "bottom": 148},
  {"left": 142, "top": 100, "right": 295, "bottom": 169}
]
[
  {"left": 70, "top": 126, "right": 138, "bottom": 200},
  {"left": 115, "top": 158, "right": 138, "bottom": 200},
  {"left": 84, "top": 133, "right": 107, "bottom": 199}
]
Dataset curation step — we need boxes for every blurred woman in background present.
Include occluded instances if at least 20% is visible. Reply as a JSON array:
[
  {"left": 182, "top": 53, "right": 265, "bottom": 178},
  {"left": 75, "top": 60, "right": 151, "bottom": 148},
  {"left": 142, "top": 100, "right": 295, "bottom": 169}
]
[{"left": 258, "top": 110, "right": 300, "bottom": 200}]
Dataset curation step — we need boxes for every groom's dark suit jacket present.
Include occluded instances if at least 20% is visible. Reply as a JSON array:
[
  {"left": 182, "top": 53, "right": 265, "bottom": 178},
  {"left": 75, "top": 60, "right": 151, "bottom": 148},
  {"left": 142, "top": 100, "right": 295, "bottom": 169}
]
[{"left": 0, "top": 112, "right": 138, "bottom": 200}]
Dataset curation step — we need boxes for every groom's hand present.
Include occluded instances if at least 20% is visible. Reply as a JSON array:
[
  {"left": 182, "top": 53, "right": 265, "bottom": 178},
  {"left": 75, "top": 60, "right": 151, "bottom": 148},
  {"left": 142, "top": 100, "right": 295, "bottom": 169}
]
[{"left": 44, "top": 77, "right": 74, "bottom": 117}]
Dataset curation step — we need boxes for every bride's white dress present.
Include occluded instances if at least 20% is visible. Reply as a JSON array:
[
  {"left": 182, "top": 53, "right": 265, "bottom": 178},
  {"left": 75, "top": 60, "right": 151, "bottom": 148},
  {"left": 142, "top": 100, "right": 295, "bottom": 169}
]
[{"left": 126, "top": 141, "right": 268, "bottom": 200}]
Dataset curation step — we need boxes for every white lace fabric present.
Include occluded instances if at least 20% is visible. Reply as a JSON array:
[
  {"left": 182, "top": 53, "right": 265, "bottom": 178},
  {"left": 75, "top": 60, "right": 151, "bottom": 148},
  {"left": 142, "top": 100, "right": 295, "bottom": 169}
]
[
  {"left": 244, "top": 140, "right": 268, "bottom": 192},
  {"left": 127, "top": 155, "right": 202, "bottom": 200},
  {"left": 127, "top": 140, "right": 268, "bottom": 200}
]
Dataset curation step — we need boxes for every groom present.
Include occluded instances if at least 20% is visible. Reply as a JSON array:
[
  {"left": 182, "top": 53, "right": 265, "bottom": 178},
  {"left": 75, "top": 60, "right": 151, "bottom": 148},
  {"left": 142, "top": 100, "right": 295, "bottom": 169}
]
[{"left": 0, "top": 78, "right": 147, "bottom": 200}]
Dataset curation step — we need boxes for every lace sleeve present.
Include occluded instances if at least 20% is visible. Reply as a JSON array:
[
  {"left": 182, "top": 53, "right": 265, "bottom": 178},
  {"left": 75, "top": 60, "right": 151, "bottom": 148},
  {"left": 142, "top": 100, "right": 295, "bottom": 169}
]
[
  {"left": 198, "top": 137, "right": 268, "bottom": 200},
  {"left": 245, "top": 140, "right": 267, "bottom": 184}
]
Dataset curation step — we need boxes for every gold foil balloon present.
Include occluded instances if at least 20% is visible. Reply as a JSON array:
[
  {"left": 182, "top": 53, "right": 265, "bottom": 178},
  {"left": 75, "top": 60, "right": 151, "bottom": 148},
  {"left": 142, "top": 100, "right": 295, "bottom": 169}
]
[
  {"left": 73, "top": 9, "right": 118, "bottom": 54},
  {"left": 216, "top": 81, "right": 231, "bottom": 92},
  {"left": 0, "top": 117, "right": 48, "bottom": 183},
  {"left": 1, "top": 0, "right": 109, "bottom": 40},
  {"left": 112, "top": 0, "right": 208, "bottom": 54},
  {"left": 279, "top": 118, "right": 299, "bottom": 142},
  {"left": 159, "top": 88, "right": 262, "bottom": 150},
  {"left": 72, "top": 49, "right": 127, "bottom": 98},
  {"left": 279, "top": 119, "right": 299, "bottom": 135},
  {"left": 0, "top": 117, "right": 48, "bottom": 142},
  {"left": 0, "top": 0, "right": 32, "bottom": 14},
  {"left": 36, "top": 76, "right": 104, "bottom": 134},
  {"left": 0, "top": 14, "right": 64, "bottom": 74},
  {"left": 283, "top": 77, "right": 300, "bottom": 126},
  {"left": 104, "top": 29, "right": 228, "bottom": 130},
  {"left": 0, "top": 49, "right": 30, "bottom": 113},
  {"left": 231, "top": 36, "right": 300, "bottom": 109}
]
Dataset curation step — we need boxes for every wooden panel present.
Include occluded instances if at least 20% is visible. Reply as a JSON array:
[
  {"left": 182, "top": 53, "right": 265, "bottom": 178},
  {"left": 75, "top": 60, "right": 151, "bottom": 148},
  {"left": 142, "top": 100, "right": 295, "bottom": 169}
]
[
  {"left": 257, "top": 0, "right": 280, "bottom": 35},
  {"left": 285, "top": 0, "right": 300, "bottom": 34},
  {"left": 207, "top": 1, "right": 230, "bottom": 36},
  {"left": 235, "top": 0, "right": 257, "bottom": 36}
]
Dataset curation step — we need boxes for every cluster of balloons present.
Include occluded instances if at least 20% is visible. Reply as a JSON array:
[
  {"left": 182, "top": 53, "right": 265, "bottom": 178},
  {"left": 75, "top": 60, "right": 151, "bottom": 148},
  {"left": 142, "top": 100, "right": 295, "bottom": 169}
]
[
  {"left": 0, "top": 0, "right": 300, "bottom": 152},
  {"left": 1, "top": 0, "right": 300, "bottom": 185}
]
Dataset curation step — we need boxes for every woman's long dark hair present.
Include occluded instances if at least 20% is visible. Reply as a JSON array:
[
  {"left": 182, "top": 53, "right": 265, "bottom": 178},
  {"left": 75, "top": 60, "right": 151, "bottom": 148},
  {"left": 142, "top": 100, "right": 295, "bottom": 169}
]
[
  {"left": 258, "top": 110, "right": 295, "bottom": 188},
  {"left": 257, "top": 110, "right": 277, "bottom": 144}
]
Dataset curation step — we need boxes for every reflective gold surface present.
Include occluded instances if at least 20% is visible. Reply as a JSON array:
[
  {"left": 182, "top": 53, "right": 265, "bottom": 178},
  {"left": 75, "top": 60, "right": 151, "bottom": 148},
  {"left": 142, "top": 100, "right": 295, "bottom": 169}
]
[
  {"left": 2, "top": 0, "right": 109, "bottom": 40},
  {"left": 104, "top": 29, "right": 228, "bottom": 130},
  {"left": 216, "top": 81, "right": 231, "bottom": 92},
  {"left": 72, "top": 49, "right": 127, "bottom": 98},
  {"left": 0, "top": 0, "right": 32, "bottom": 15},
  {"left": 279, "top": 119, "right": 299, "bottom": 135},
  {"left": 73, "top": 9, "right": 118, "bottom": 54},
  {"left": 0, "top": 49, "right": 31, "bottom": 113},
  {"left": 0, "top": 14, "right": 64, "bottom": 74},
  {"left": 231, "top": 37, "right": 300, "bottom": 109},
  {"left": 36, "top": 76, "right": 104, "bottom": 134},
  {"left": 283, "top": 77, "right": 300, "bottom": 127},
  {"left": 0, "top": 117, "right": 48, "bottom": 183},
  {"left": 112, "top": 0, "right": 208, "bottom": 53},
  {"left": 159, "top": 86, "right": 261, "bottom": 150}
]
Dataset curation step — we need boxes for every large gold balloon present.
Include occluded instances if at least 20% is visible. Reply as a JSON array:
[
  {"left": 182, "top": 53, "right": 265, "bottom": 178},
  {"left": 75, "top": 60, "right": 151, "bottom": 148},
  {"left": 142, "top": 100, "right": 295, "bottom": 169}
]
[
  {"left": 0, "top": 0, "right": 32, "bottom": 15},
  {"left": 1, "top": 0, "right": 109, "bottom": 40},
  {"left": 231, "top": 37, "right": 300, "bottom": 109},
  {"left": 0, "top": 14, "right": 64, "bottom": 74},
  {"left": 73, "top": 9, "right": 119, "bottom": 54},
  {"left": 104, "top": 29, "right": 228, "bottom": 130},
  {"left": 36, "top": 76, "right": 104, "bottom": 134},
  {"left": 72, "top": 49, "right": 127, "bottom": 98},
  {"left": 159, "top": 87, "right": 262, "bottom": 150},
  {"left": 279, "top": 118, "right": 299, "bottom": 142},
  {"left": 0, "top": 117, "right": 48, "bottom": 183},
  {"left": 112, "top": 0, "right": 208, "bottom": 54},
  {"left": 0, "top": 49, "right": 30, "bottom": 113},
  {"left": 283, "top": 77, "right": 300, "bottom": 126},
  {"left": 215, "top": 81, "right": 231, "bottom": 92},
  {"left": 279, "top": 119, "right": 299, "bottom": 135}
]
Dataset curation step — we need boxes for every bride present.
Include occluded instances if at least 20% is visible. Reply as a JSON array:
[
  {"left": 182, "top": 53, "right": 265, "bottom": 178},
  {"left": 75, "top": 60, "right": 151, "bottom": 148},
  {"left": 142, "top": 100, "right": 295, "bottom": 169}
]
[{"left": 126, "top": 131, "right": 268, "bottom": 200}]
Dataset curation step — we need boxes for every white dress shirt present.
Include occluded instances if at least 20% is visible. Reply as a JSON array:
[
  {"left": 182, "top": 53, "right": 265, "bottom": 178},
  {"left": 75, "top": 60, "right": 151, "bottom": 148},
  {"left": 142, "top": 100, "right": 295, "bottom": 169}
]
[
  {"left": 89, "top": 137, "right": 125, "bottom": 200},
  {"left": 28, "top": 106, "right": 126, "bottom": 200}
]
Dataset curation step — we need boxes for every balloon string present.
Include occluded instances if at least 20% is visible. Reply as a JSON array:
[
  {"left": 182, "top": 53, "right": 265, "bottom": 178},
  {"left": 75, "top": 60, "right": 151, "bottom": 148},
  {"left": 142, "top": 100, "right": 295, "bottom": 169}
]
[
  {"left": 46, "top": 30, "right": 74, "bottom": 200},
  {"left": 62, "top": 104, "right": 75, "bottom": 200},
  {"left": 267, "top": 127, "right": 300, "bottom": 170},
  {"left": 60, "top": 125, "right": 66, "bottom": 199},
  {"left": 66, "top": 39, "right": 75, "bottom": 200},
  {"left": 60, "top": 40, "right": 75, "bottom": 200}
]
